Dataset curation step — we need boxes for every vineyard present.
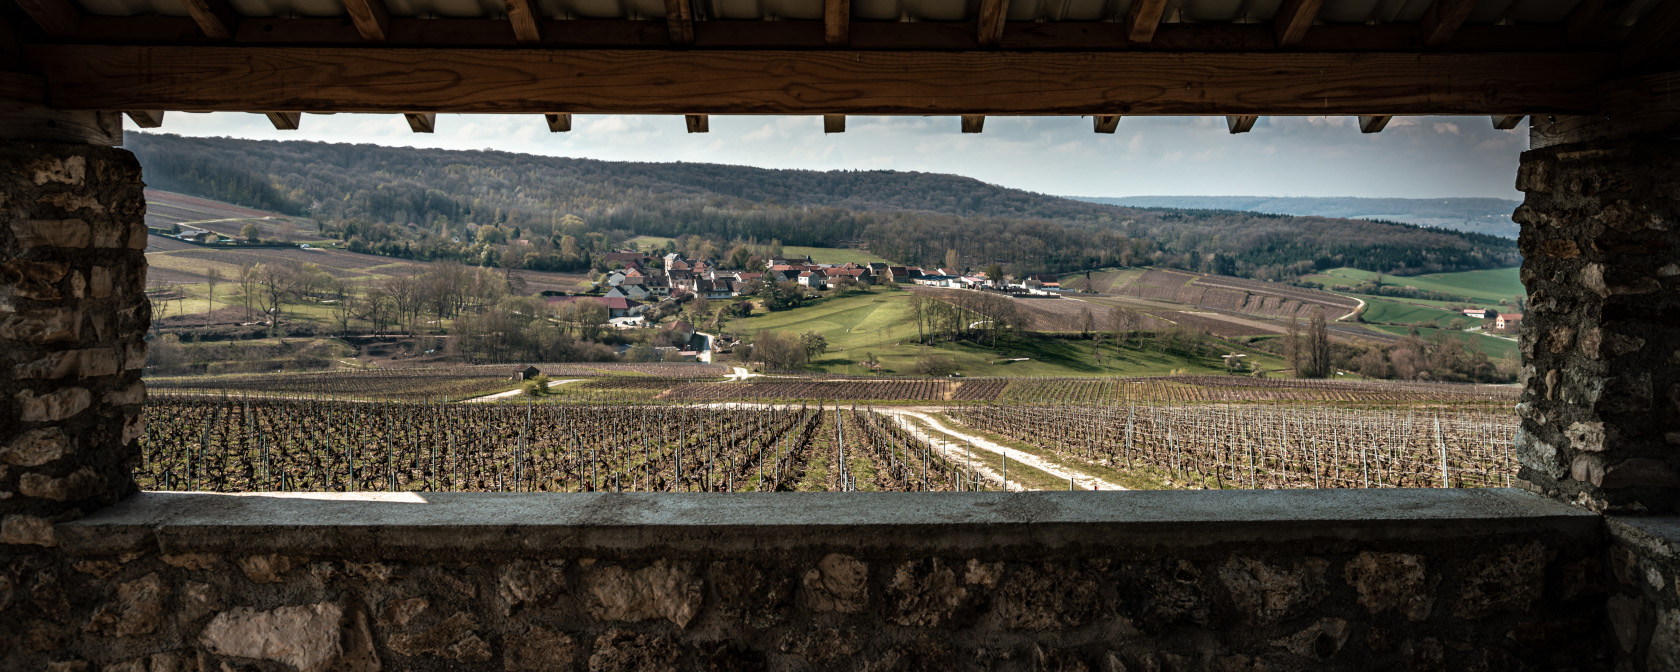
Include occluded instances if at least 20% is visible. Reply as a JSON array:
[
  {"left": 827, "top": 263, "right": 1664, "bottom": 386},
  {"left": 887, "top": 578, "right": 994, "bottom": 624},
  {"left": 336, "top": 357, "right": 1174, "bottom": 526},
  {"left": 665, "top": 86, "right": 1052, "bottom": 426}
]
[
  {"left": 949, "top": 401, "right": 1515, "bottom": 489},
  {"left": 147, "top": 362, "right": 729, "bottom": 401},
  {"left": 137, "top": 394, "right": 1003, "bottom": 493}
]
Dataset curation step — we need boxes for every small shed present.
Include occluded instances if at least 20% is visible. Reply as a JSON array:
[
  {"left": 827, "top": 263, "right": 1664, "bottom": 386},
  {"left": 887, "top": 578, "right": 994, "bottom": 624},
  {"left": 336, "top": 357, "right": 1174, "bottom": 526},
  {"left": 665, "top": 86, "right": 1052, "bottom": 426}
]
[{"left": 512, "top": 365, "right": 541, "bottom": 381}]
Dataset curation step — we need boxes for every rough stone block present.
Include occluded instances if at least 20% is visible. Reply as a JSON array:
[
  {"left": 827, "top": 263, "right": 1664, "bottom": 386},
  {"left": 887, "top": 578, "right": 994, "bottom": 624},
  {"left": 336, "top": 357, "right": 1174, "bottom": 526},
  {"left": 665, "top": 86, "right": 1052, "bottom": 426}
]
[
  {"left": 1454, "top": 541, "right": 1549, "bottom": 620},
  {"left": 200, "top": 602, "right": 354, "bottom": 672},
  {"left": 20, "top": 467, "right": 102, "bottom": 502},
  {"left": 1218, "top": 556, "right": 1328, "bottom": 625},
  {"left": 588, "top": 629, "right": 679, "bottom": 672},
  {"left": 105, "top": 381, "right": 145, "bottom": 406},
  {"left": 85, "top": 573, "right": 165, "bottom": 637},
  {"left": 584, "top": 560, "right": 702, "bottom": 628},
  {"left": 88, "top": 266, "right": 112, "bottom": 298},
  {"left": 378, "top": 597, "right": 428, "bottom": 628},
  {"left": 37, "top": 191, "right": 104, "bottom": 213},
  {"left": 1342, "top": 552, "right": 1436, "bottom": 621},
  {"left": 499, "top": 559, "right": 565, "bottom": 616},
  {"left": 886, "top": 558, "right": 995, "bottom": 627},
  {"left": 802, "top": 553, "right": 868, "bottom": 614},
  {"left": 3, "top": 427, "right": 70, "bottom": 467},
  {"left": 237, "top": 554, "right": 303, "bottom": 584},
  {"left": 0, "top": 514, "right": 56, "bottom": 546},
  {"left": 30, "top": 155, "right": 86, "bottom": 185},
  {"left": 16, "top": 387, "right": 91, "bottom": 422},
  {"left": 504, "top": 626, "right": 577, "bottom": 672},
  {"left": 0, "top": 309, "right": 81, "bottom": 344},
  {"left": 11, "top": 218, "right": 90, "bottom": 248},
  {"left": 387, "top": 613, "right": 491, "bottom": 663},
  {"left": 995, "top": 562, "right": 1105, "bottom": 630},
  {"left": 1, "top": 260, "right": 69, "bottom": 300}
]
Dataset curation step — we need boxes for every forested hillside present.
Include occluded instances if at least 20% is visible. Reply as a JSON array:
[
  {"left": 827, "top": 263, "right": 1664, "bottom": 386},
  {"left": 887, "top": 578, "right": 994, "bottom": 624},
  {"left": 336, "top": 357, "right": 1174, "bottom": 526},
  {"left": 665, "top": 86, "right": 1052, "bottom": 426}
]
[
  {"left": 1072, "top": 195, "right": 1521, "bottom": 238},
  {"left": 127, "top": 133, "right": 1518, "bottom": 279}
]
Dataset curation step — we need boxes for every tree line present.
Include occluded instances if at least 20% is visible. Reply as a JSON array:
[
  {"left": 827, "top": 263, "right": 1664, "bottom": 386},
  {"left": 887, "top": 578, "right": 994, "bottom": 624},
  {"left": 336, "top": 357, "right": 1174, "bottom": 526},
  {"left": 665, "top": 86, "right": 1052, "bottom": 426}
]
[{"left": 128, "top": 133, "right": 1520, "bottom": 282}]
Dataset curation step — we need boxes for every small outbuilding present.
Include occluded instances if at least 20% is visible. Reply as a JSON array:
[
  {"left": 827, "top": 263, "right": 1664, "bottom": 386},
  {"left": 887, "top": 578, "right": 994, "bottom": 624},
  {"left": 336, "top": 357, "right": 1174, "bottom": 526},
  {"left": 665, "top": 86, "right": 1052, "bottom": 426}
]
[{"left": 512, "top": 365, "right": 541, "bottom": 381}]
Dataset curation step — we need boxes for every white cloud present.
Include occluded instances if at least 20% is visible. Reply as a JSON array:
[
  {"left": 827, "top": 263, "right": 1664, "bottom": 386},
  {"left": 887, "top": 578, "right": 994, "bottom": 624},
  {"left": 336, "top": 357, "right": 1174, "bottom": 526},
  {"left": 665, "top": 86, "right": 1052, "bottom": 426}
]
[{"left": 1433, "top": 122, "right": 1461, "bottom": 135}]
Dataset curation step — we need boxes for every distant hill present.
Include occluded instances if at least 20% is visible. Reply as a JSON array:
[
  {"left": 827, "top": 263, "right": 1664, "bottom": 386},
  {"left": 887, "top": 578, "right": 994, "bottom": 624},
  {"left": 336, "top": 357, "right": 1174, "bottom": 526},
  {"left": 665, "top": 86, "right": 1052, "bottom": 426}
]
[
  {"left": 125, "top": 133, "right": 1518, "bottom": 280},
  {"left": 1066, "top": 196, "right": 1521, "bottom": 239}
]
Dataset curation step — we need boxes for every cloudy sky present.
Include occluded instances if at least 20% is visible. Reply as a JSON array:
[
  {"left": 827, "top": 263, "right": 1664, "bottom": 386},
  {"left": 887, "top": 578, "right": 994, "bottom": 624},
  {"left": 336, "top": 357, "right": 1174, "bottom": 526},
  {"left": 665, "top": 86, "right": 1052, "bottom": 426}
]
[{"left": 139, "top": 113, "right": 1529, "bottom": 200}]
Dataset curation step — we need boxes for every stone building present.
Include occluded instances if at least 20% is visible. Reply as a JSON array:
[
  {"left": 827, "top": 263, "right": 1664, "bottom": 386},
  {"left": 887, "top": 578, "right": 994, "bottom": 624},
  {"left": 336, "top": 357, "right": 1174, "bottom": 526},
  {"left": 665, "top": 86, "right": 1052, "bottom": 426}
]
[{"left": 1, "top": 0, "right": 1679, "bottom": 670}]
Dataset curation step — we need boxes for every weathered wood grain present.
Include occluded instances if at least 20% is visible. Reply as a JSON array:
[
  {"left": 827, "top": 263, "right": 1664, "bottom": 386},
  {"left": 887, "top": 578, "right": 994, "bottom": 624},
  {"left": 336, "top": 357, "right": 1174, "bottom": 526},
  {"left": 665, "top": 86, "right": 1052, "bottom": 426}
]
[{"left": 26, "top": 46, "right": 1613, "bottom": 115}]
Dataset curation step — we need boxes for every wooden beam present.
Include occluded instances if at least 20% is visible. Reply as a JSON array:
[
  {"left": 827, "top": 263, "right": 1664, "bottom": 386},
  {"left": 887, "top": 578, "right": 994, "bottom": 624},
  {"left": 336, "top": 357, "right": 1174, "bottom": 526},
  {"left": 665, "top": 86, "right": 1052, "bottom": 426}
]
[
  {"left": 1272, "top": 0, "right": 1324, "bottom": 47},
  {"left": 1125, "top": 0, "right": 1170, "bottom": 44},
  {"left": 504, "top": 0, "right": 543, "bottom": 44},
  {"left": 28, "top": 47, "right": 1613, "bottom": 116},
  {"left": 124, "top": 110, "right": 164, "bottom": 128},
  {"left": 1623, "top": 0, "right": 1680, "bottom": 69},
  {"left": 823, "top": 114, "right": 845, "bottom": 133},
  {"left": 685, "top": 114, "right": 708, "bottom": 133},
  {"left": 404, "top": 113, "right": 436, "bottom": 133},
  {"left": 977, "top": 0, "right": 1010, "bottom": 47},
  {"left": 824, "top": 0, "right": 850, "bottom": 46},
  {"left": 1357, "top": 115, "right": 1391, "bottom": 133},
  {"left": 63, "top": 17, "right": 1579, "bottom": 52},
  {"left": 545, "top": 113, "right": 572, "bottom": 132},
  {"left": 1491, "top": 115, "right": 1526, "bottom": 129},
  {"left": 179, "top": 0, "right": 238, "bottom": 40},
  {"left": 1093, "top": 115, "right": 1121, "bottom": 133},
  {"left": 1227, "top": 115, "right": 1259, "bottom": 133},
  {"left": 14, "top": 0, "right": 81, "bottom": 38},
  {"left": 265, "top": 112, "right": 301, "bottom": 129},
  {"left": 961, "top": 115, "right": 985, "bottom": 133},
  {"left": 664, "top": 0, "right": 694, "bottom": 45},
  {"left": 1419, "top": 0, "right": 1479, "bottom": 48},
  {"left": 1530, "top": 71, "right": 1680, "bottom": 148},
  {"left": 340, "top": 0, "right": 391, "bottom": 41}
]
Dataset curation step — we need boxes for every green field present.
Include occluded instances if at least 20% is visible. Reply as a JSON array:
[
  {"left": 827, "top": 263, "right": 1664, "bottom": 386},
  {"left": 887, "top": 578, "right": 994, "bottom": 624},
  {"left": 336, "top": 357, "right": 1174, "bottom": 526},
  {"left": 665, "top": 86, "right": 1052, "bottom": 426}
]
[
  {"left": 726, "top": 287, "right": 1286, "bottom": 377},
  {"left": 1369, "top": 325, "right": 1519, "bottom": 360},
  {"left": 780, "top": 246, "right": 894, "bottom": 266},
  {"left": 1357, "top": 297, "right": 1468, "bottom": 327},
  {"left": 1303, "top": 267, "right": 1522, "bottom": 307}
]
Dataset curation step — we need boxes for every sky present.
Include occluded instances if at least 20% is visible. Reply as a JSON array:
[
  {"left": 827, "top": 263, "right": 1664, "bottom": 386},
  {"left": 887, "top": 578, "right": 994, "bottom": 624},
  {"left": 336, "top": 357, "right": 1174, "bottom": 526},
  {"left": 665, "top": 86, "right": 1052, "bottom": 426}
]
[{"left": 137, "top": 113, "right": 1530, "bottom": 200}]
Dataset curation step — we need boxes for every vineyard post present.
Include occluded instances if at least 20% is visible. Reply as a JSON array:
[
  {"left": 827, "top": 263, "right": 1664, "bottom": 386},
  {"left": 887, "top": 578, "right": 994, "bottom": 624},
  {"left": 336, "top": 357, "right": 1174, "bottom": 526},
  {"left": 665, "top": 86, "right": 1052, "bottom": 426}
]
[
  {"left": 1001, "top": 453, "right": 1007, "bottom": 490},
  {"left": 1436, "top": 417, "right": 1449, "bottom": 488}
]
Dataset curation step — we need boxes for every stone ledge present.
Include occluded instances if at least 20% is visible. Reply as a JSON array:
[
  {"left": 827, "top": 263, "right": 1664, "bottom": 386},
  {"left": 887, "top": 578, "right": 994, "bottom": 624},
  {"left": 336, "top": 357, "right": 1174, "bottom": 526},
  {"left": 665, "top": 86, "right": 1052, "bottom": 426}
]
[{"left": 60, "top": 488, "right": 1598, "bottom": 558}]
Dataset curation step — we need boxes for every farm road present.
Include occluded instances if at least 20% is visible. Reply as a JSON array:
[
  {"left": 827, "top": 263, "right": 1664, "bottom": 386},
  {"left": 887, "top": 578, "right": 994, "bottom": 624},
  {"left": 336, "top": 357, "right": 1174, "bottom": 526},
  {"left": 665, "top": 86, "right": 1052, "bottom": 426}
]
[
  {"left": 874, "top": 409, "right": 1128, "bottom": 492},
  {"left": 467, "top": 379, "right": 583, "bottom": 403}
]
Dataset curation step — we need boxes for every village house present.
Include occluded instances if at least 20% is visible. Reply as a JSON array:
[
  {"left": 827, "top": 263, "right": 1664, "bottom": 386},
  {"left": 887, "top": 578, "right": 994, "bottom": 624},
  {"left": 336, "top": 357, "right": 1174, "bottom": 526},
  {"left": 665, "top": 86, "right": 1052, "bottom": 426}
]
[
  {"left": 1496, "top": 313, "right": 1524, "bottom": 332},
  {"left": 797, "top": 271, "right": 826, "bottom": 290},
  {"left": 663, "top": 319, "right": 695, "bottom": 342}
]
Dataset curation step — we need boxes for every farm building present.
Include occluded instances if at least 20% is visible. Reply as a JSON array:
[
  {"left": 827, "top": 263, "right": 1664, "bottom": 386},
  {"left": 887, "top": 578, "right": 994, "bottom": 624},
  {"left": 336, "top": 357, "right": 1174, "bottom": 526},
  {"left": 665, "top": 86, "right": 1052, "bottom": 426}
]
[
  {"left": 511, "top": 365, "right": 541, "bottom": 381},
  {"left": 1, "top": 0, "right": 1678, "bottom": 669},
  {"left": 1496, "top": 313, "right": 1524, "bottom": 332}
]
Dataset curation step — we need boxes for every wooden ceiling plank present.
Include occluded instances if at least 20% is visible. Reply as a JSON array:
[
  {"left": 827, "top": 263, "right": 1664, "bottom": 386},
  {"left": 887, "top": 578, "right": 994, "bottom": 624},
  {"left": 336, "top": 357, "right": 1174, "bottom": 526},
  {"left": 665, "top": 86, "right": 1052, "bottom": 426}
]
[
  {"left": 665, "top": 0, "right": 695, "bottom": 45},
  {"left": 340, "top": 0, "right": 391, "bottom": 41},
  {"left": 685, "top": 114, "right": 708, "bottom": 132},
  {"left": 1358, "top": 115, "right": 1391, "bottom": 133},
  {"left": 124, "top": 110, "right": 164, "bottom": 128},
  {"left": 29, "top": 47, "right": 1613, "bottom": 116},
  {"left": 1272, "top": 0, "right": 1324, "bottom": 47},
  {"left": 14, "top": 0, "right": 81, "bottom": 38},
  {"left": 1125, "top": 0, "right": 1170, "bottom": 44},
  {"left": 545, "top": 113, "right": 572, "bottom": 132},
  {"left": 961, "top": 115, "right": 985, "bottom": 133},
  {"left": 504, "top": 0, "right": 543, "bottom": 44},
  {"left": 178, "top": 0, "right": 238, "bottom": 40},
  {"left": 1622, "top": 0, "right": 1680, "bottom": 69},
  {"left": 1419, "top": 0, "right": 1479, "bottom": 47},
  {"left": 823, "top": 114, "right": 845, "bottom": 133},
  {"left": 977, "top": 0, "right": 1010, "bottom": 47},
  {"left": 1093, "top": 115, "right": 1121, "bottom": 133},
  {"left": 405, "top": 113, "right": 436, "bottom": 133},
  {"left": 825, "top": 0, "right": 850, "bottom": 46},
  {"left": 1227, "top": 115, "right": 1259, "bottom": 133},
  {"left": 265, "top": 112, "right": 301, "bottom": 129},
  {"left": 1491, "top": 115, "right": 1525, "bottom": 129}
]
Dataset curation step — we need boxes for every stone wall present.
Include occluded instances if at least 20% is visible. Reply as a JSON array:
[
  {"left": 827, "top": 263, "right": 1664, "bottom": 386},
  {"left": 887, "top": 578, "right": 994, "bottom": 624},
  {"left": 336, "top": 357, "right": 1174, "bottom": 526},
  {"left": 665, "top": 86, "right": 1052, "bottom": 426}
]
[
  {"left": 0, "top": 142, "right": 148, "bottom": 545},
  {"left": 0, "top": 489, "right": 1608, "bottom": 671},
  {"left": 1514, "top": 134, "right": 1680, "bottom": 514}
]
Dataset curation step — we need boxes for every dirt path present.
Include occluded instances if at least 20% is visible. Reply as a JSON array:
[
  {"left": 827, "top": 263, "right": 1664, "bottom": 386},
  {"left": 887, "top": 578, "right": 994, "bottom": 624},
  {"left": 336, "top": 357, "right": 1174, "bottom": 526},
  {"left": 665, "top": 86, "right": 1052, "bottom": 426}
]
[
  {"left": 874, "top": 409, "right": 1128, "bottom": 491},
  {"left": 465, "top": 379, "right": 583, "bottom": 403}
]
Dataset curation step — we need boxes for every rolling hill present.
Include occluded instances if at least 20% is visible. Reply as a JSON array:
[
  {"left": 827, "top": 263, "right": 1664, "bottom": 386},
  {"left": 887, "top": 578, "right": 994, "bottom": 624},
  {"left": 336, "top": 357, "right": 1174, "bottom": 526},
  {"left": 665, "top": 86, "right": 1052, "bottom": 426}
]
[
  {"left": 126, "top": 133, "right": 1519, "bottom": 281},
  {"left": 1069, "top": 195, "right": 1521, "bottom": 238}
]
